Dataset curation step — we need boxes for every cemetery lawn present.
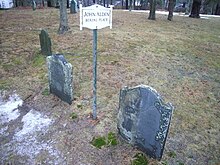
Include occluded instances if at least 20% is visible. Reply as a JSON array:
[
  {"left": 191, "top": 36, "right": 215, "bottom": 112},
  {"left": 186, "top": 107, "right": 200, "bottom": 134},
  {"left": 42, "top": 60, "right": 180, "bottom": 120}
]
[{"left": 1, "top": 8, "right": 220, "bottom": 164}]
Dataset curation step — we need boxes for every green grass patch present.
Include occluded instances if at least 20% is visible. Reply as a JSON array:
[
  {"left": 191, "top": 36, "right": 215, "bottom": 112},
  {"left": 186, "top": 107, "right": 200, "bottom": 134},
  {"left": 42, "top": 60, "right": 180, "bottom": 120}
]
[
  {"left": 2, "top": 63, "right": 14, "bottom": 71},
  {"left": 168, "top": 151, "right": 177, "bottom": 158},
  {"left": 91, "top": 132, "right": 118, "bottom": 149},
  {"left": 42, "top": 88, "right": 50, "bottom": 96},
  {"left": 161, "top": 161, "right": 168, "bottom": 165},
  {"left": 0, "top": 79, "right": 10, "bottom": 90},
  {"left": 70, "top": 112, "right": 78, "bottom": 120},
  {"left": 77, "top": 104, "right": 83, "bottom": 109},
  {"left": 32, "top": 54, "right": 45, "bottom": 67},
  {"left": 107, "top": 132, "right": 117, "bottom": 146},
  {"left": 91, "top": 136, "right": 107, "bottom": 149},
  {"left": 131, "top": 153, "right": 148, "bottom": 165}
]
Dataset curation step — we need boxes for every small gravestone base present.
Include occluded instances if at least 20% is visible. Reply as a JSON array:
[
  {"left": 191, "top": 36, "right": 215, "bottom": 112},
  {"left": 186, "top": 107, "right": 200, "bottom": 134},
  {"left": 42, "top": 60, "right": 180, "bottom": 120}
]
[
  {"left": 47, "top": 54, "right": 73, "bottom": 104},
  {"left": 117, "top": 85, "right": 174, "bottom": 160}
]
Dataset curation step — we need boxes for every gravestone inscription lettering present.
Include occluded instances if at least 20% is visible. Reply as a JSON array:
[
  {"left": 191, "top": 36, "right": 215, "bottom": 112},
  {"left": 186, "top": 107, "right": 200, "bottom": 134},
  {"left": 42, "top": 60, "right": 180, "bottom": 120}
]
[
  {"left": 39, "top": 29, "right": 52, "bottom": 56},
  {"left": 117, "top": 85, "right": 174, "bottom": 160},
  {"left": 47, "top": 54, "right": 73, "bottom": 104}
]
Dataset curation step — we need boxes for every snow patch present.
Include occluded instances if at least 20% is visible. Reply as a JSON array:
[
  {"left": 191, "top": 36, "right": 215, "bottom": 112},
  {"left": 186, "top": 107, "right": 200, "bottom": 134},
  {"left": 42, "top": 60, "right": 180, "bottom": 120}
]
[
  {"left": 14, "top": 109, "right": 52, "bottom": 141},
  {"left": 0, "top": 92, "right": 64, "bottom": 164},
  {"left": 0, "top": 93, "right": 23, "bottom": 124}
]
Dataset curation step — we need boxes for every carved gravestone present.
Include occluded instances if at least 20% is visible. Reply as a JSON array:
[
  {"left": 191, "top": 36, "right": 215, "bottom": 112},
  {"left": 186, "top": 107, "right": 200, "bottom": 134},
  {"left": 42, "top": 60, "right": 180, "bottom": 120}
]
[
  {"left": 39, "top": 29, "right": 52, "bottom": 56},
  {"left": 117, "top": 85, "right": 174, "bottom": 160},
  {"left": 47, "top": 54, "right": 73, "bottom": 104}
]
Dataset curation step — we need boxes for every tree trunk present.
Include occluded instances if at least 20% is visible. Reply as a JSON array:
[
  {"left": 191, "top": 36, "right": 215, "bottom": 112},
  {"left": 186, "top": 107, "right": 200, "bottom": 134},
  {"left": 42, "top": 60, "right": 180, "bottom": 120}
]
[
  {"left": 129, "top": 0, "right": 132, "bottom": 11},
  {"left": 185, "top": 0, "right": 193, "bottom": 14},
  {"left": 189, "top": 0, "right": 201, "bottom": 18},
  {"left": 167, "top": 0, "right": 175, "bottom": 21},
  {"left": 148, "top": 0, "right": 156, "bottom": 20},
  {"left": 215, "top": 3, "right": 220, "bottom": 15},
  {"left": 126, "top": 0, "right": 128, "bottom": 9},
  {"left": 133, "top": 0, "right": 135, "bottom": 9},
  {"left": 58, "top": 0, "right": 69, "bottom": 34}
]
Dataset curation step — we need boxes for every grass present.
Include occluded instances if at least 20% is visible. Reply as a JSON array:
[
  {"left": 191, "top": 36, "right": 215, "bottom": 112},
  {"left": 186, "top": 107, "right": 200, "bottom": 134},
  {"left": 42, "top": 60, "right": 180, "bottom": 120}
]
[
  {"left": 168, "top": 151, "right": 177, "bottom": 158},
  {"left": 91, "top": 132, "right": 118, "bottom": 149},
  {"left": 131, "top": 153, "right": 148, "bottom": 165},
  {"left": 107, "top": 132, "right": 118, "bottom": 146},
  {"left": 32, "top": 53, "right": 46, "bottom": 67},
  {"left": 0, "top": 79, "right": 10, "bottom": 90},
  {"left": 42, "top": 87, "right": 50, "bottom": 96},
  {"left": 0, "top": 8, "right": 220, "bottom": 164},
  {"left": 70, "top": 112, "right": 78, "bottom": 120},
  {"left": 91, "top": 136, "right": 107, "bottom": 149}
]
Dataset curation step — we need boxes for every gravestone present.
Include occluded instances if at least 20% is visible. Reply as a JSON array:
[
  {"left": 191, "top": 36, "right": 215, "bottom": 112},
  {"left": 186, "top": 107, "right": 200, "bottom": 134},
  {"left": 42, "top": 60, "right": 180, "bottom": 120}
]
[
  {"left": 47, "top": 54, "right": 73, "bottom": 104},
  {"left": 32, "top": 0, "right": 36, "bottom": 10},
  {"left": 117, "top": 85, "right": 174, "bottom": 160},
  {"left": 39, "top": 29, "right": 52, "bottom": 56},
  {"left": 70, "top": 0, "right": 77, "bottom": 14}
]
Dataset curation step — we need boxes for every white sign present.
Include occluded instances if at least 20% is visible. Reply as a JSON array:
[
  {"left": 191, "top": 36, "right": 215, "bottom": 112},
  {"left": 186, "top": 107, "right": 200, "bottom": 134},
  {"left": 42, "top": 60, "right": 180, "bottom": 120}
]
[
  {"left": 80, "top": 4, "right": 113, "bottom": 30},
  {"left": 0, "top": 0, "right": 13, "bottom": 9}
]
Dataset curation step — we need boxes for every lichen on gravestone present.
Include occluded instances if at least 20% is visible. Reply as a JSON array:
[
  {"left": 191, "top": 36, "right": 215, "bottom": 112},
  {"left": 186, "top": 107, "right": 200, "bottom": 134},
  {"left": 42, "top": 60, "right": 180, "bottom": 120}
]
[
  {"left": 39, "top": 29, "right": 52, "bottom": 56},
  {"left": 47, "top": 54, "right": 73, "bottom": 104},
  {"left": 117, "top": 85, "right": 174, "bottom": 160}
]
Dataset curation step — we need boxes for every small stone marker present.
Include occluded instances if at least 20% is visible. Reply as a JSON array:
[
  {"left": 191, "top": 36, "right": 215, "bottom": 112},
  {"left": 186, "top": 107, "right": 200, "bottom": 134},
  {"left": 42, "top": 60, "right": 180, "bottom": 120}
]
[
  {"left": 39, "top": 29, "right": 52, "bottom": 56},
  {"left": 117, "top": 85, "right": 174, "bottom": 160},
  {"left": 70, "top": 0, "right": 77, "bottom": 14},
  {"left": 47, "top": 54, "right": 73, "bottom": 104}
]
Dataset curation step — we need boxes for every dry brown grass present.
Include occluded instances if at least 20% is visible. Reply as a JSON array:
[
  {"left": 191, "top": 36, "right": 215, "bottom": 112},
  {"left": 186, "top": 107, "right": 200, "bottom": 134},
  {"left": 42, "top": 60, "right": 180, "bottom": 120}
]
[{"left": 0, "top": 8, "right": 220, "bottom": 164}]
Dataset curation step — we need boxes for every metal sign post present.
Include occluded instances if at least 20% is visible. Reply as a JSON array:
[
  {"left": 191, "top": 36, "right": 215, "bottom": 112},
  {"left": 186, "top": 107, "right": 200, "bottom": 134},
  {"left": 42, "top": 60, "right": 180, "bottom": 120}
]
[
  {"left": 80, "top": 4, "right": 113, "bottom": 120},
  {"left": 92, "top": 29, "right": 97, "bottom": 119}
]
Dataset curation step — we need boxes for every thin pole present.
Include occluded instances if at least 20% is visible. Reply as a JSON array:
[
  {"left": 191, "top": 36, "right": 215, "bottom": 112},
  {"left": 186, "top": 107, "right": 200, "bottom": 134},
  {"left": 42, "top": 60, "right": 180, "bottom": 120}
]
[{"left": 92, "top": 29, "right": 97, "bottom": 120}]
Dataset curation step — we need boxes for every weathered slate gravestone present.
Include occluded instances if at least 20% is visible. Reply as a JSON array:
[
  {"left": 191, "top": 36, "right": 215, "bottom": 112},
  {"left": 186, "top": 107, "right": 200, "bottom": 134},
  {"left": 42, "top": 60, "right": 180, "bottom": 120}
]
[
  {"left": 39, "top": 29, "right": 52, "bottom": 56},
  {"left": 47, "top": 54, "right": 73, "bottom": 104},
  {"left": 70, "top": 0, "right": 77, "bottom": 14},
  {"left": 117, "top": 85, "right": 174, "bottom": 160}
]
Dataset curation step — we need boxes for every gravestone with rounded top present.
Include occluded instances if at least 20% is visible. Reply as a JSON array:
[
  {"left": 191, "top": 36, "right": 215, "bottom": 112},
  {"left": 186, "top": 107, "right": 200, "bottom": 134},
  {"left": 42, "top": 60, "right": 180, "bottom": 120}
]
[
  {"left": 39, "top": 29, "right": 52, "bottom": 56},
  {"left": 117, "top": 85, "right": 174, "bottom": 160},
  {"left": 47, "top": 54, "right": 73, "bottom": 104}
]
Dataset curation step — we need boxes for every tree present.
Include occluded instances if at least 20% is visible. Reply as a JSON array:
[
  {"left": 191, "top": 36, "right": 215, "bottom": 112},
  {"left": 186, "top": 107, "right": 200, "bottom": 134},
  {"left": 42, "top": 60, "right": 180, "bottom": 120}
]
[
  {"left": 167, "top": 0, "right": 175, "bottom": 21},
  {"left": 203, "top": 0, "right": 220, "bottom": 15},
  {"left": 126, "top": 0, "right": 129, "bottom": 9},
  {"left": 189, "top": 0, "right": 202, "bottom": 18},
  {"left": 216, "top": 2, "right": 220, "bottom": 14},
  {"left": 148, "top": 0, "right": 156, "bottom": 20},
  {"left": 58, "top": 0, "right": 69, "bottom": 34},
  {"left": 129, "top": 0, "right": 132, "bottom": 10}
]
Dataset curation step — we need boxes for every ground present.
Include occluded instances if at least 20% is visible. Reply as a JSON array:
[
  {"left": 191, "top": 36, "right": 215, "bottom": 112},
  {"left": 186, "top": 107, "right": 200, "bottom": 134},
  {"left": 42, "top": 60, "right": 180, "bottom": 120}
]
[{"left": 0, "top": 8, "right": 220, "bottom": 165}]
